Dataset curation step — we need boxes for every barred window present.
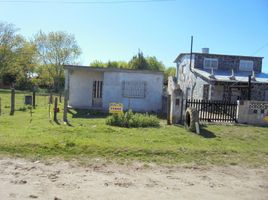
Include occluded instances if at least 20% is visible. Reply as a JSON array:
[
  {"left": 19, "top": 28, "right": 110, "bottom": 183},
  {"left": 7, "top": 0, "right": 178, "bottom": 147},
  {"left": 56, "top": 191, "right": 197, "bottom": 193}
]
[
  {"left": 122, "top": 81, "right": 146, "bottom": 98},
  {"left": 93, "top": 80, "right": 103, "bottom": 98}
]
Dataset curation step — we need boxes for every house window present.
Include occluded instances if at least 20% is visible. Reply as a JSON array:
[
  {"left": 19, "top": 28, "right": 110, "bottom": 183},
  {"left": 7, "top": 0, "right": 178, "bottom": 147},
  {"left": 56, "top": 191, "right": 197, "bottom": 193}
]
[
  {"left": 239, "top": 60, "right": 253, "bottom": 71},
  {"left": 122, "top": 81, "right": 146, "bottom": 98},
  {"left": 203, "top": 58, "right": 218, "bottom": 69}
]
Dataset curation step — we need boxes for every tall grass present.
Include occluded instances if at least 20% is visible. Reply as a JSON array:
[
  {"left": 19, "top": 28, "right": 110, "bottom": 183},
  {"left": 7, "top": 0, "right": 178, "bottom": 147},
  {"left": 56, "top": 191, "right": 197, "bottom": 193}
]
[{"left": 106, "top": 110, "right": 159, "bottom": 128}]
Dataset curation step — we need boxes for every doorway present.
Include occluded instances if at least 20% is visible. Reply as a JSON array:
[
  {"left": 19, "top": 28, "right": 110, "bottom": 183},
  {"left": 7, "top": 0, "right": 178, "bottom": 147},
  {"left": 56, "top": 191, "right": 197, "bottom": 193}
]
[{"left": 92, "top": 80, "right": 103, "bottom": 108}]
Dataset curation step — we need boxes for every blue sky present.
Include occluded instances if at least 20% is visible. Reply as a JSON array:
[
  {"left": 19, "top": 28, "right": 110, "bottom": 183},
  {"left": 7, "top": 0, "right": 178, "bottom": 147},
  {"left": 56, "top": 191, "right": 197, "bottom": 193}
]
[{"left": 0, "top": 0, "right": 268, "bottom": 72}]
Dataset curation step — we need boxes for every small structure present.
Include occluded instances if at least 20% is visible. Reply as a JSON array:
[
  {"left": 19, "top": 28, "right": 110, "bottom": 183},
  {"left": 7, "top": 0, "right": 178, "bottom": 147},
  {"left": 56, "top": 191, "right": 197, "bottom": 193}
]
[{"left": 64, "top": 65, "right": 164, "bottom": 113}]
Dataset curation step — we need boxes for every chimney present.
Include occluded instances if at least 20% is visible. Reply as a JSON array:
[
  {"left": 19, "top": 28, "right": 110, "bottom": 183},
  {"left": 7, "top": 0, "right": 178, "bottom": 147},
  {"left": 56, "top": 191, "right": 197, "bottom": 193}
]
[{"left": 202, "top": 48, "right": 209, "bottom": 54}]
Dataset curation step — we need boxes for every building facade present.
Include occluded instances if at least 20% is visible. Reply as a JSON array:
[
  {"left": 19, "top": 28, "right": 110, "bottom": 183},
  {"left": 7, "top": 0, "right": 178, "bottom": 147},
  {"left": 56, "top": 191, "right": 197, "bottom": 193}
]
[
  {"left": 173, "top": 49, "right": 268, "bottom": 101},
  {"left": 64, "top": 65, "right": 164, "bottom": 112}
]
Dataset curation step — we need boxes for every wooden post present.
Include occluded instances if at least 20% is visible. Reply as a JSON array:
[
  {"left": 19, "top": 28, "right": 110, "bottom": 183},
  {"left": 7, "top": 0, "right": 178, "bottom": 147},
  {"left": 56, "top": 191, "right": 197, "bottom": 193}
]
[
  {"left": 53, "top": 97, "right": 58, "bottom": 122},
  {"left": 0, "top": 97, "right": 1, "bottom": 116},
  {"left": 59, "top": 92, "right": 62, "bottom": 103},
  {"left": 10, "top": 88, "right": 15, "bottom": 115},
  {"left": 49, "top": 93, "right": 53, "bottom": 104},
  {"left": 63, "top": 90, "right": 68, "bottom": 123},
  {"left": 32, "top": 90, "right": 36, "bottom": 109}
]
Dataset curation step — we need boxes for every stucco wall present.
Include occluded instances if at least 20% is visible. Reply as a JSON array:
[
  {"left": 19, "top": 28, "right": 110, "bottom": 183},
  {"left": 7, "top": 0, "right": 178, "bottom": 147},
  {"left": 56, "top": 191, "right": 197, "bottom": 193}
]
[
  {"left": 176, "top": 55, "right": 210, "bottom": 100},
  {"left": 68, "top": 69, "right": 104, "bottom": 108},
  {"left": 237, "top": 100, "right": 268, "bottom": 126},
  {"left": 103, "top": 71, "right": 163, "bottom": 112}
]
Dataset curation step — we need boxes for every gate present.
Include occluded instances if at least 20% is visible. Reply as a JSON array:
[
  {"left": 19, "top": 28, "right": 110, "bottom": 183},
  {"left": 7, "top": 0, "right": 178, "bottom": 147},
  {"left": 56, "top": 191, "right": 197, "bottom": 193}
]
[{"left": 186, "top": 99, "right": 237, "bottom": 123}]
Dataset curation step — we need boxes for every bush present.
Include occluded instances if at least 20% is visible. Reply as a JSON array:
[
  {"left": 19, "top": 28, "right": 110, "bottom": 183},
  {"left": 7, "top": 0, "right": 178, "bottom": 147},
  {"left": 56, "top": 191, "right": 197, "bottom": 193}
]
[{"left": 106, "top": 110, "right": 160, "bottom": 128}]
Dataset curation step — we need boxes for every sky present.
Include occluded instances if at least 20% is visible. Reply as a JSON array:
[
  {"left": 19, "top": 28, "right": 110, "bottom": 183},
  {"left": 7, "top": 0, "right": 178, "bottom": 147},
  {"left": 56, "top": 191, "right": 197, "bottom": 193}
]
[{"left": 0, "top": 0, "right": 268, "bottom": 72}]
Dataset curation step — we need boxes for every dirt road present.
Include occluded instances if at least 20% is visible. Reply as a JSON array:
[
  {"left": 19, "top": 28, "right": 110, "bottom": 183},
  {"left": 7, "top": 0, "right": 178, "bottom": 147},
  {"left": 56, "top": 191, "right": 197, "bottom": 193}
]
[{"left": 0, "top": 157, "right": 267, "bottom": 200}]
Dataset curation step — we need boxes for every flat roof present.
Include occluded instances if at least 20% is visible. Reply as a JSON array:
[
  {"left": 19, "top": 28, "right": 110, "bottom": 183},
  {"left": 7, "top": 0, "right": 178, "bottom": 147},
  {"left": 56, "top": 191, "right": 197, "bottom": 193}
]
[
  {"left": 64, "top": 65, "right": 164, "bottom": 75},
  {"left": 174, "top": 52, "right": 264, "bottom": 63},
  {"left": 193, "top": 68, "right": 268, "bottom": 84}
]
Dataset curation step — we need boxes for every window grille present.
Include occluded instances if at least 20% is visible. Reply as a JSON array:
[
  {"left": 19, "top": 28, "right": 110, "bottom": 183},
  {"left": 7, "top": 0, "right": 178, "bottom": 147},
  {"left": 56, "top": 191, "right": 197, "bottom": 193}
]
[{"left": 122, "top": 81, "right": 146, "bottom": 98}]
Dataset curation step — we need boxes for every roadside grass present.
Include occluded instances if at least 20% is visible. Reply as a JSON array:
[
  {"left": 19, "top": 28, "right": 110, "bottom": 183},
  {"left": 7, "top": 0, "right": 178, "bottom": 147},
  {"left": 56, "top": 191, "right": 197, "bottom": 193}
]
[{"left": 0, "top": 90, "right": 268, "bottom": 166}]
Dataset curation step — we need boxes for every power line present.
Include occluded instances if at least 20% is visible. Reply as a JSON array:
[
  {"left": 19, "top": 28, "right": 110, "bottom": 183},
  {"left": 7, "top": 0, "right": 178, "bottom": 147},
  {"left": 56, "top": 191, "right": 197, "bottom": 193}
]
[
  {"left": 0, "top": 0, "right": 176, "bottom": 4},
  {"left": 252, "top": 41, "right": 268, "bottom": 56}
]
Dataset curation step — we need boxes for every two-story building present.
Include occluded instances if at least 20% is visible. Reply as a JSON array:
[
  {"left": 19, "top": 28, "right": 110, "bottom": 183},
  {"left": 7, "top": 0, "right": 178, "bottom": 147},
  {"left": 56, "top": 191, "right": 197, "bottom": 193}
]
[{"left": 172, "top": 48, "right": 268, "bottom": 101}]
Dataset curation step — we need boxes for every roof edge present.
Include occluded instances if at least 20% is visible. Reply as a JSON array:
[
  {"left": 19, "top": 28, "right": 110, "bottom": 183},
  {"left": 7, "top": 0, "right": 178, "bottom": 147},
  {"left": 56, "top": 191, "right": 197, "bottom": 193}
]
[{"left": 64, "top": 65, "right": 164, "bottom": 75}]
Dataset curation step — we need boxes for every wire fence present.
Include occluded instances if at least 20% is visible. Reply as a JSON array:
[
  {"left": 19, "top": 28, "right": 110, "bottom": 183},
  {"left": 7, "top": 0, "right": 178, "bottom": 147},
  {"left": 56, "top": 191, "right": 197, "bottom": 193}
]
[{"left": 0, "top": 89, "right": 61, "bottom": 116}]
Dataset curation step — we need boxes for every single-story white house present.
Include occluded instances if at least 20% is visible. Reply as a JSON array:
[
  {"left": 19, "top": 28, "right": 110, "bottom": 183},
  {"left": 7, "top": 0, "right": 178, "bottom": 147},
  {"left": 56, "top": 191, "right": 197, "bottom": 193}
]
[{"left": 64, "top": 65, "right": 164, "bottom": 112}]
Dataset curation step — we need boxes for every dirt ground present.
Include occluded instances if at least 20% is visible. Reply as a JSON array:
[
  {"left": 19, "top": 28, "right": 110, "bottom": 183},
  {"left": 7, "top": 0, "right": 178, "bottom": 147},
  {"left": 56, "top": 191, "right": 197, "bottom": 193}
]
[{"left": 0, "top": 157, "right": 267, "bottom": 200}]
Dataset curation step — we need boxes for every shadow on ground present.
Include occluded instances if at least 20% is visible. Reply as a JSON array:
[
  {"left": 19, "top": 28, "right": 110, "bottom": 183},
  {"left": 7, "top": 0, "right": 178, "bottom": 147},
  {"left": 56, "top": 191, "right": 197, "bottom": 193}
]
[
  {"left": 68, "top": 109, "right": 109, "bottom": 119},
  {"left": 200, "top": 125, "right": 216, "bottom": 138}
]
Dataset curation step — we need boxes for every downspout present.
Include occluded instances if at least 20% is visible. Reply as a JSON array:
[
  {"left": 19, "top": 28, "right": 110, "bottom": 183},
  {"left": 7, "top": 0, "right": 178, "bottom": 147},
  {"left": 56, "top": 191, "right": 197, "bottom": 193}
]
[{"left": 189, "top": 36, "right": 197, "bottom": 99}]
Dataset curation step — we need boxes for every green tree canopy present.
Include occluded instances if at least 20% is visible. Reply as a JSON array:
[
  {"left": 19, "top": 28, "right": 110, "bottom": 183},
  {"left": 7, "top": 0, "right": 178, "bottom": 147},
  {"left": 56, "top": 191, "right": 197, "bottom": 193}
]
[
  {"left": 164, "top": 67, "right": 176, "bottom": 83},
  {"left": 91, "top": 51, "right": 165, "bottom": 72},
  {"left": 0, "top": 22, "right": 37, "bottom": 88},
  {"left": 33, "top": 31, "right": 81, "bottom": 91}
]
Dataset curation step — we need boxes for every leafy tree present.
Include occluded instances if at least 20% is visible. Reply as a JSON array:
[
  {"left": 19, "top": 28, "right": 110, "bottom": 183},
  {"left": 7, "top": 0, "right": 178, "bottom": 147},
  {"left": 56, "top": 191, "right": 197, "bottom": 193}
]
[
  {"left": 0, "top": 22, "right": 37, "bottom": 89},
  {"left": 0, "top": 22, "right": 21, "bottom": 78},
  {"left": 90, "top": 60, "right": 129, "bottom": 69},
  {"left": 164, "top": 67, "right": 176, "bottom": 83},
  {"left": 129, "top": 51, "right": 149, "bottom": 70},
  {"left": 90, "top": 60, "right": 106, "bottom": 68},
  {"left": 146, "top": 56, "right": 165, "bottom": 71},
  {"left": 34, "top": 31, "right": 81, "bottom": 91}
]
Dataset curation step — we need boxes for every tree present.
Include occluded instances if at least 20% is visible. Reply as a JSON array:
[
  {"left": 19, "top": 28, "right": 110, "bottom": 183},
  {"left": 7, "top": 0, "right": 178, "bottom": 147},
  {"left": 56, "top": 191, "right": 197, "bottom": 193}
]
[
  {"left": 90, "top": 60, "right": 129, "bottom": 69},
  {"left": 91, "top": 51, "right": 165, "bottom": 71},
  {"left": 0, "top": 22, "right": 21, "bottom": 77},
  {"left": 0, "top": 22, "right": 37, "bottom": 89},
  {"left": 146, "top": 56, "right": 165, "bottom": 71},
  {"left": 90, "top": 60, "right": 106, "bottom": 68},
  {"left": 129, "top": 51, "right": 149, "bottom": 70},
  {"left": 164, "top": 67, "right": 176, "bottom": 83},
  {"left": 34, "top": 31, "right": 81, "bottom": 91}
]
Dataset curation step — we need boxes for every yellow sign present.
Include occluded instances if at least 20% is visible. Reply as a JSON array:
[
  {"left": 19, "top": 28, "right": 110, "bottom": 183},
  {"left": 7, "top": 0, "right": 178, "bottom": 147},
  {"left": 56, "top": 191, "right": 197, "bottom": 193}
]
[
  {"left": 264, "top": 116, "right": 268, "bottom": 123},
  {"left": 109, "top": 103, "right": 124, "bottom": 114}
]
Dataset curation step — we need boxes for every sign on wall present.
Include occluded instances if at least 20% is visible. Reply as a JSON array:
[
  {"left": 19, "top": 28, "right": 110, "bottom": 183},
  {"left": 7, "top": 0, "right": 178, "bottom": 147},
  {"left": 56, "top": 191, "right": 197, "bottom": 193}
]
[{"left": 109, "top": 103, "right": 124, "bottom": 114}]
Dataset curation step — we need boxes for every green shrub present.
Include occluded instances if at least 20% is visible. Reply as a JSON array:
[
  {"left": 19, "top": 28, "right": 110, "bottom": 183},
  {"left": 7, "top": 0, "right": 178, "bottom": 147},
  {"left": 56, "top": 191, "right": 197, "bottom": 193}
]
[{"left": 106, "top": 110, "right": 160, "bottom": 128}]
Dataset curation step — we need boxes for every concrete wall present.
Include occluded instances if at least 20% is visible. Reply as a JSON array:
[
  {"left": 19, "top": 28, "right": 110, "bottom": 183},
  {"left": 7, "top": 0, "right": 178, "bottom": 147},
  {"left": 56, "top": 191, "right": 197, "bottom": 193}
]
[
  {"left": 237, "top": 100, "right": 268, "bottom": 126},
  {"left": 68, "top": 69, "right": 104, "bottom": 108},
  {"left": 103, "top": 71, "right": 163, "bottom": 112}
]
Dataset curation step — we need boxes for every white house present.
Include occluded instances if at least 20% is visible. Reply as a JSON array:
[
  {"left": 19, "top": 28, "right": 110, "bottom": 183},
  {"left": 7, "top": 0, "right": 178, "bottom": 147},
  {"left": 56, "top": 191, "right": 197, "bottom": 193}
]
[{"left": 64, "top": 65, "right": 164, "bottom": 112}]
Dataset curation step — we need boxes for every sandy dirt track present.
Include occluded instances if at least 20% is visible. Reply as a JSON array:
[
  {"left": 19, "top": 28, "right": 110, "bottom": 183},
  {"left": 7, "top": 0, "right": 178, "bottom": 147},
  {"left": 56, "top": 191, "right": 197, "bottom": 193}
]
[{"left": 0, "top": 157, "right": 267, "bottom": 200}]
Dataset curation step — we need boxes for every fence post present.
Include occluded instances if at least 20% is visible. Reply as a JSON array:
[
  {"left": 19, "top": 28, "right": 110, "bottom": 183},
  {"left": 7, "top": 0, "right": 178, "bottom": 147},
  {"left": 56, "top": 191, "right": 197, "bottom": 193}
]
[
  {"left": 53, "top": 97, "right": 58, "bottom": 122},
  {"left": 10, "top": 88, "right": 15, "bottom": 115},
  {"left": 63, "top": 90, "right": 68, "bottom": 123},
  {"left": 32, "top": 90, "right": 36, "bottom": 109}
]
